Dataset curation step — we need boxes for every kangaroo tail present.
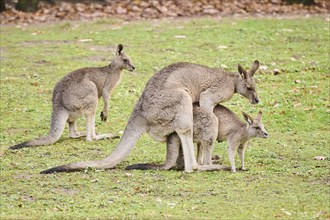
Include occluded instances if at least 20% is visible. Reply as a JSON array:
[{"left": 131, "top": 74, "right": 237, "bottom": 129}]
[
  {"left": 41, "top": 115, "right": 146, "bottom": 174},
  {"left": 9, "top": 110, "right": 68, "bottom": 150},
  {"left": 125, "top": 133, "right": 182, "bottom": 171},
  {"left": 125, "top": 163, "right": 164, "bottom": 170}
]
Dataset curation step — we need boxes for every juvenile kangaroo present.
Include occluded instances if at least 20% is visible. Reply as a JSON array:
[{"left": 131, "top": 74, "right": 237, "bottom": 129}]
[
  {"left": 41, "top": 60, "right": 260, "bottom": 174},
  {"left": 10, "top": 44, "right": 135, "bottom": 150},
  {"left": 126, "top": 105, "right": 269, "bottom": 172},
  {"left": 125, "top": 104, "right": 218, "bottom": 171}
]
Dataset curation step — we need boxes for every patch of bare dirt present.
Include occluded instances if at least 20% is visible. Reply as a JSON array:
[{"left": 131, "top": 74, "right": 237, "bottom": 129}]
[
  {"left": 14, "top": 174, "right": 36, "bottom": 180},
  {"left": 22, "top": 40, "right": 75, "bottom": 45},
  {"left": 89, "top": 45, "right": 116, "bottom": 52},
  {"left": 55, "top": 187, "right": 80, "bottom": 195}
]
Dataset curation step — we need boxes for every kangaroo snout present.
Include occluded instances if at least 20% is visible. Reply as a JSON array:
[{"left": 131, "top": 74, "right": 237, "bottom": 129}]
[
  {"left": 251, "top": 97, "right": 259, "bottom": 104},
  {"left": 129, "top": 65, "right": 136, "bottom": 71},
  {"left": 263, "top": 132, "right": 269, "bottom": 138}
]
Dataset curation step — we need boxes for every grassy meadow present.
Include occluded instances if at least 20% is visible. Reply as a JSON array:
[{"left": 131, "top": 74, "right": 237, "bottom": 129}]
[{"left": 0, "top": 15, "right": 329, "bottom": 219}]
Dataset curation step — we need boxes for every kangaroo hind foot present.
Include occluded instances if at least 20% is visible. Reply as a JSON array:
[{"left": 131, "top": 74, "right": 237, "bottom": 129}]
[
  {"left": 198, "top": 164, "right": 230, "bottom": 171},
  {"left": 92, "top": 133, "right": 120, "bottom": 141}
]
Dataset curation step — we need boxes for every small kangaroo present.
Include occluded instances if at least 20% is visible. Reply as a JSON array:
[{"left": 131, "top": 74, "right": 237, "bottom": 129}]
[
  {"left": 125, "top": 104, "right": 218, "bottom": 171},
  {"left": 216, "top": 108, "right": 268, "bottom": 172},
  {"left": 126, "top": 105, "right": 269, "bottom": 172},
  {"left": 41, "top": 60, "right": 259, "bottom": 174},
  {"left": 9, "top": 44, "right": 135, "bottom": 150}
]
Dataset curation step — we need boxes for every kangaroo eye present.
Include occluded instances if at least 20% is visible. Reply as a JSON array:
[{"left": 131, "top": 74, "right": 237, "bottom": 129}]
[
  {"left": 123, "top": 59, "right": 129, "bottom": 63},
  {"left": 247, "top": 87, "right": 253, "bottom": 91}
]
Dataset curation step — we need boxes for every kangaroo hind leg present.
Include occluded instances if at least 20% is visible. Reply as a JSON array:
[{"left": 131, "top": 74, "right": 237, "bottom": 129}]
[
  {"left": 161, "top": 133, "right": 181, "bottom": 170},
  {"left": 68, "top": 120, "right": 86, "bottom": 138},
  {"left": 85, "top": 113, "right": 119, "bottom": 142},
  {"left": 125, "top": 132, "right": 181, "bottom": 171},
  {"left": 227, "top": 139, "right": 240, "bottom": 172},
  {"left": 174, "top": 91, "right": 198, "bottom": 172}
]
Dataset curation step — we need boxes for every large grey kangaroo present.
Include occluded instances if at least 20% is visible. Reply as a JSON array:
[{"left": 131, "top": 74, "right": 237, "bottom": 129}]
[
  {"left": 126, "top": 104, "right": 269, "bottom": 172},
  {"left": 41, "top": 60, "right": 259, "bottom": 174},
  {"left": 10, "top": 44, "right": 135, "bottom": 150}
]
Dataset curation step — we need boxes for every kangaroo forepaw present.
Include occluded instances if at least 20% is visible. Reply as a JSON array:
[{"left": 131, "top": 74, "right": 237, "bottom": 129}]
[{"left": 100, "top": 111, "right": 107, "bottom": 122}]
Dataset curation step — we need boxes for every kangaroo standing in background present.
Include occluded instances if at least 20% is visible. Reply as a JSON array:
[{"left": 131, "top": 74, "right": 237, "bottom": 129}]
[
  {"left": 126, "top": 105, "right": 269, "bottom": 172},
  {"left": 41, "top": 60, "right": 259, "bottom": 174},
  {"left": 10, "top": 44, "right": 135, "bottom": 150}
]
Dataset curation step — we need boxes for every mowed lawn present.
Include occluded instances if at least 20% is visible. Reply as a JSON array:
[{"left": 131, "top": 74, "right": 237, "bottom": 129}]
[{"left": 0, "top": 16, "right": 329, "bottom": 219}]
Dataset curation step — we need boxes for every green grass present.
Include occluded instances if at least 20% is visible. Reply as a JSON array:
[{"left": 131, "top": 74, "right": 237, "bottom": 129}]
[{"left": 1, "top": 16, "right": 329, "bottom": 219}]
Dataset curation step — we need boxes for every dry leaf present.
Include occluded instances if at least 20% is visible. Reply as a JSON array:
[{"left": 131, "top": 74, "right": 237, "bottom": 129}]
[
  {"left": 259, "top": 65, "right": 268, "bottom": 70},
  {"left": 174, "top": 35, "right": 186, "bottom": 39},
  {"left": 273, "top": 68, "right": 281, "bottom": 75},
  {"left": 78, "top": 39, "right": 93, "bottom": 43},
  {"left": 191, "top": 206, "right": 198, "bottom": 210},
  {"left": 125, "top": 173, "right": 133, "bottom": 177},
  {"left": 281, "top": 209, "right": 292, "bottom": 216},
  {"left": 281, "top": 29, "right": 294, "bottom": 32},
  {"left": 304, "top": 106, "right": 316, "bottom": 111},
  {"left": 314, "top": 156, "right": 326, "bottom": 160},
  {"left": 217, "top": 45, "right": 228, "bottom": 49}
]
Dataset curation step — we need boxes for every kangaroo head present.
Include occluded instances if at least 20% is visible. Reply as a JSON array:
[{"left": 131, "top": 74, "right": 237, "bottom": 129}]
[
  {"left": 112, "top": 44, "right": 135, "bottom": 72},
  {"left": 236, "top": 60, "right": 259, "bottom": 104},
  {"left": 242, "top": 111, "right": 268, "bottom": 139}
]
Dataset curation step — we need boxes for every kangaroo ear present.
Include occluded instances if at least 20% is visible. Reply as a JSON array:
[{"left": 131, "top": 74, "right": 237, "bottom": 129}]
[
  {"left": 249, "top": 60, "right": 259, "bottom": 76},
  {"left": 238, "top": 64, "right": 248, "bottom": 79},
  {"left": 242, "top": 112, "right": 253, "bottom": 125},
  {"left": 255, "top": 111, "right": 262, "bottom": 122},
  {"left": 117, "top": 44, "right": 123, "bottom": 55}
]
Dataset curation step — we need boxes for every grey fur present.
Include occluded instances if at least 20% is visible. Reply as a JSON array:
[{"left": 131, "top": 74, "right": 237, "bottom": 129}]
[
  {"left": 41, "top": 60, "right": 259, "bottom": 174},
  {"left": 126, "top": 105, "right": 269, "bottom": 172},
  {"left": 10, "top": 44, "right": 135, "bottom": 150},
  {"left": 126, "top": 104, "right": 218, "bottom": 171},
  {"left": 210, "top": 105, "right": 268, "bottom": 172}
]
